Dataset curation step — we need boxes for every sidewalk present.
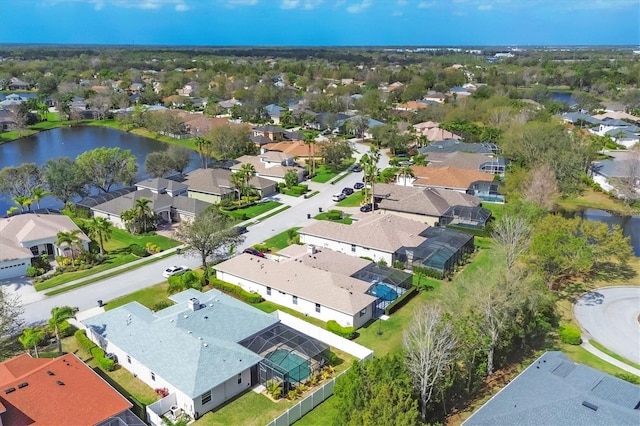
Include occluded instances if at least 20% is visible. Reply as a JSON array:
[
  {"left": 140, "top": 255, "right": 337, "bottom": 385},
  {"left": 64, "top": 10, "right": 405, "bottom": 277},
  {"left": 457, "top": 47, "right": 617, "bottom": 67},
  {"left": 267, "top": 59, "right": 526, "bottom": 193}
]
[{"left": 581, "top": 339, "right": 640, "bottom": 377}]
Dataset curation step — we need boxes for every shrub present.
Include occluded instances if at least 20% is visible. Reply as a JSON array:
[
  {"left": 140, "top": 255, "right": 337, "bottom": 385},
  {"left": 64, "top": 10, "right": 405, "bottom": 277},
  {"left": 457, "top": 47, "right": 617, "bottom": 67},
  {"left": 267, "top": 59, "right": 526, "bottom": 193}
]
[
  {"left": 253, "top": 243, "right": 269, "bottom": 253},
  {"left": 326, "top": 210, "right": 342, "bottom": 220},
  {"left": 75, "top": 330, "right": 115, "bottom": 371},
  {"left": 327, "top": 320, "right": 357, "bottom": 340},
  {"left": 26, "top": 266, "right": 39, "bottom": 277},
  {"left": 413, "top": 265, "right": 444, "bottom": 280},
  {"left": 129, "top": 244, "right": 148, "bottom": 257},
  {"left": 559, "top": 325, "right": 582, "bottom": 345},
  {"left": 385, "top": 286, "right": 418, "bottom": 315},
  {"left": 152, "top": 301, "right": 173, "bottom": 311},
  {"left": 209, "top": 277, "right": 263, "bottom": 304},
  {"left": 155, "top": 387, "right": 170, "bottom": 398},
  {"left": 393, "top": 260, "right": 405, "bottom": 270}
]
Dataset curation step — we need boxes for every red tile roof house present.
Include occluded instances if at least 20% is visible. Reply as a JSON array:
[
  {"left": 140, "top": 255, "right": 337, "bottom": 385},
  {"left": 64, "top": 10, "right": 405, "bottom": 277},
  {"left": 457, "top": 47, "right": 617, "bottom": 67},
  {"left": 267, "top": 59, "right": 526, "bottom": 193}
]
[{"left": 0, "top": 353, "right": 142, "bottom": 425}]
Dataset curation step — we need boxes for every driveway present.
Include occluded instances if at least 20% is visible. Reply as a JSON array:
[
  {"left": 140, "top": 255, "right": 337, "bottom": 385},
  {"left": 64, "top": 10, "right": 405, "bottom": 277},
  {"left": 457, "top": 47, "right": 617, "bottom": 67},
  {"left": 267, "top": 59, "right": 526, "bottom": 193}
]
[
  {"left": 573, "top": 286, "right": 640, "bottom": 364},
  {"left": 0, "top": 276, "right": 44, "bottom": 305}
]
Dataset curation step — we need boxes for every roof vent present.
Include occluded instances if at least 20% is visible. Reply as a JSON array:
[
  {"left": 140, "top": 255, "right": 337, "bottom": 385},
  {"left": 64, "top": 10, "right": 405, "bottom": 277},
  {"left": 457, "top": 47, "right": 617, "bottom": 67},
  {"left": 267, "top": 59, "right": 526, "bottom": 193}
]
[
  {"left": 46, "top": 370, "right": 55, "bottom": 376},
  {"left": 17, "top": 382, "right": 28, "bottom": 389},
  {"left": 203, "top": 343, "right": 208, "bottom": 347},
  {"left": 4, "top": 387, "right": 15, "bottom": 394},
  {"left": 582, "top": 401, "right": 598, "bottom": 411},
  {"left": 188, "top": 298, "right": 201, "bottom": 311},
  {"left": 56, "top": 381, "right": 65, "bottom": 386}
]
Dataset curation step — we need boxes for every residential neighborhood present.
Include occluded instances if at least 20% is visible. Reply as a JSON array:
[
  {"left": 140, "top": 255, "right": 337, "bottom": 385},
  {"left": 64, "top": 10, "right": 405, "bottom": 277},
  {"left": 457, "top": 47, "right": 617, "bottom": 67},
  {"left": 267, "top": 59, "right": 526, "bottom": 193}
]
[{"left": 0, "top": 39, "right": 639, "bottom": 426}]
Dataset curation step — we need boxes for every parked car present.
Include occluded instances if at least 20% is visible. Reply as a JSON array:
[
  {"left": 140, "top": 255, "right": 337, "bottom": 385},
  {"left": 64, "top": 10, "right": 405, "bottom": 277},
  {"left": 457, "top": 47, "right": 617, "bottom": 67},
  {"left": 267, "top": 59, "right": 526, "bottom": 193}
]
[
  {"left": 352, "top": 164, "right": 362, "bottom": 172},
  {"left": 243, "top": 247, "right": 265, "bottom": 258},
  {"left": 341, "top": 187, "right": 354, "bottom": 196},
  {"left": 234, "top": 225, "right": 248, "bottom": 235},
  {"left": 163, "top": 265, "right": 190, "bottom": 278},
  {"left": 359, "top": 203, "right": 379, "bottom": 213},
  {"left": 354, "top": 182, "right": 365, "bottom": 190},
  {"left": 332, "top": 192, "right": 346, "bottom": 202}
]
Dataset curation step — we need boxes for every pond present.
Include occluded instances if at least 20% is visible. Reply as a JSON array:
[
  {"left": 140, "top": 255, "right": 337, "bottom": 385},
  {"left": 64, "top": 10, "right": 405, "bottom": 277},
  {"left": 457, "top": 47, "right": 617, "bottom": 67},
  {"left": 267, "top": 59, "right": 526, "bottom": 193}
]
[
  {"left": 0, "top": 126, "right": 200, "bottom": 213},
  {"left": 550, "top": 91, "right": 578, "bottom": 108},
  {"left": 570, "top": 208, "right": 640, "bottom": 257}
]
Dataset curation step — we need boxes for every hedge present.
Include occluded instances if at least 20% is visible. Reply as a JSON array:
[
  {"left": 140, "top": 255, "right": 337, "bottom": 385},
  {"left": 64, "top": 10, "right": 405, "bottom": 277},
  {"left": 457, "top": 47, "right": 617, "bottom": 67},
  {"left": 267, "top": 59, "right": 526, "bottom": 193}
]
[
  {"left": 384, "top": 286, "right": 418, "bottom": 315},
  {"left": 129, "top": 244, "right": 148, "bottom": 257},
  {"left": 559, "top": 325, "right": 582, "bottom": 345},
  {"left": 75, "top": 330, "right": 116, "bottom": 371},
  {"left": 209, "top": 277, "right": 263, "bottom": 304},
  {"left": 327, "top": 320, "right": 357, "bottom": 340},
  {"left": 413, "top": 265, "right": 444, "bottom": 280}
]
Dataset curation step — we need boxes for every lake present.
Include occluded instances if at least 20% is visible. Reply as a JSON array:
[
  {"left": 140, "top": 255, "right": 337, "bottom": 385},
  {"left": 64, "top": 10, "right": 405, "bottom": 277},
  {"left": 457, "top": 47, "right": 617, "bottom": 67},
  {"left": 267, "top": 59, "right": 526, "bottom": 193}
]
[
  {"left": 550, "top": 91, "right": 578, "bottom": 108},
  {"left": 0, "top": 126, "right": 199, "bottom": 213},
  {"left": 572, "top": 209, "right": 640, "bottom": 257}
]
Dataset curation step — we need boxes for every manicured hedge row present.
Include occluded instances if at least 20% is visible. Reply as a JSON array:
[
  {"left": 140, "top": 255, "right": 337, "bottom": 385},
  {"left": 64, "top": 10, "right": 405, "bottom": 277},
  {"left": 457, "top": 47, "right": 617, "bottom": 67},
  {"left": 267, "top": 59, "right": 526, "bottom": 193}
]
[
  {"left": 384, "top": 286, "right": 418, "bottom": 316},
  {"left": 208, "top": 277, "right": 263, "bottom": 304},
  {"left": 75, "top": 330, "right": 116, "bottom": 371},
  {"left": 327, "top": 320, "right": 357, "bottom": 340}
]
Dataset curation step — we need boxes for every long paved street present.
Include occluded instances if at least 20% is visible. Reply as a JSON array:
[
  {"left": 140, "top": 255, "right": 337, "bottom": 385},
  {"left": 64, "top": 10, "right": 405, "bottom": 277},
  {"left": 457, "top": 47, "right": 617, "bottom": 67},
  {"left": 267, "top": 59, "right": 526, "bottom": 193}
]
[{"left": 17, "top": 142, "right": 389, "bottom": 325}]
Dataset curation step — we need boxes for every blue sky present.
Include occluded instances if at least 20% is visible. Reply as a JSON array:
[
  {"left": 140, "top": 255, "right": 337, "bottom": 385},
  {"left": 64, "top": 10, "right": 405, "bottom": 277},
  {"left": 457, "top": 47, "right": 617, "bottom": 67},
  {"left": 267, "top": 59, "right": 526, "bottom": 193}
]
[{"left": 1, "top": 0, "right": 639, "bottom": 46}]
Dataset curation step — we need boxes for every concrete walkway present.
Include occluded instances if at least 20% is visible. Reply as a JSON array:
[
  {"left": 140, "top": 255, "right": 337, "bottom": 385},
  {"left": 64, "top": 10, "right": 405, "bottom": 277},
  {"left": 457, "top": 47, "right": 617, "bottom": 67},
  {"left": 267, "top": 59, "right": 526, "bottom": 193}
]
[{"left": 581, "top": 339, "right": 640, "bottom": 377}]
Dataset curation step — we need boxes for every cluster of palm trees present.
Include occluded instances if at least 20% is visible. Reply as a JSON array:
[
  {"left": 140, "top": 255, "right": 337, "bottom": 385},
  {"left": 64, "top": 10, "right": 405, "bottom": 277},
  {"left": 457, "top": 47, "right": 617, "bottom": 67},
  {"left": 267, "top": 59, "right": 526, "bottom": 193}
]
[
  {"left": 9, "top": 187, "right": 50, "bottom": 215},
  {"left": 230, "top": 163, "right": 258, "bottom": 201},
  {"left": 56, "top": 217, "right": 112, "bottom": 261},
  {"left": 121, "top": 198, "right": 159, "bottom": 234},
  {"left": 19, "top": 306, "right": 77, "bottom": 358}
]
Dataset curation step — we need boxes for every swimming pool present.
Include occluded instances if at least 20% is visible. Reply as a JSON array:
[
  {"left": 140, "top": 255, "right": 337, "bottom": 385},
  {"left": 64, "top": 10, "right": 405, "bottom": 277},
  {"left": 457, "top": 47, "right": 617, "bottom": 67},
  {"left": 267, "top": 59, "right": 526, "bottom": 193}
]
[
  {"left": 369, "top": 283, "right": 398, "bottom": 302},
  {"left": 265, "top": 349, "right": 311, "bottom": 383}
]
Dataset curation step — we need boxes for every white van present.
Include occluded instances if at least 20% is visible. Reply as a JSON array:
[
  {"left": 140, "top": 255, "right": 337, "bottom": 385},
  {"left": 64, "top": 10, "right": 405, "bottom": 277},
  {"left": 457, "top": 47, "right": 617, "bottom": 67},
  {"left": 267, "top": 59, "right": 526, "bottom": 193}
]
[{"left": 332, "top": 192, "right": 346, "bottom": 202}]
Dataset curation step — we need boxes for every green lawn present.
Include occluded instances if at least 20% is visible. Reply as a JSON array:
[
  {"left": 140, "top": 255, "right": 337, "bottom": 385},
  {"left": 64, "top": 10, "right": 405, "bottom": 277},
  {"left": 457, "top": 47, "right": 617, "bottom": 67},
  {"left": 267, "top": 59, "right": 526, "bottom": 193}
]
[
  {"left": 311, "top": 160, "right": 354, "bottom": 183},
  {"left": 253, "top": 300, "right": 328, "bottom": 330},
  {"left": 224, "top": 201, "right": 282, "bottom": 221},
  {"left": 589, "top": 340, "right": 640, "bottom": 370},
  {"left": 194, "top": 391, "right": 296, "bottom": 426},
  {"left": 336, "top": 191, "right": 364, "bottom": 207},
  {"left": 296, "top": 395, "right": 339, "bottom": 425},
  {"left": 314, "top": 210, "right": 352, "bottom": 225},
  {"left": 104, "top": 228, "right": 180, "bottom": 252},
  {"left": 262, "top": 228, "right": 302, "bottom": 251},
  {"left": 105, "top": 282, "right": 172, "bottom": 311}
]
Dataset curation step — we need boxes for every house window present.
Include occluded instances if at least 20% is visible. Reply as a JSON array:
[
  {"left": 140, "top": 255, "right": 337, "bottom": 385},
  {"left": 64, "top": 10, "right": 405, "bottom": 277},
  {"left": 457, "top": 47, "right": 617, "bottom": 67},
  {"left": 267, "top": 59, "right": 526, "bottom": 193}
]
[
  {"left": 202, "top": 390, "right": 212, "bottom": 405},
  {"left": 30, "top": 246, "right": 39, "bottom": 256},
  {"left": 351, "top": 244, "right": 356, "bottom": 253},
  {"left": 315, "top": 303, "right": 321, "bottom": 313},
  {"left": 151, "top": 372, "right": 156, "bottom": 381},
  {"left": 292, "top": 295, "right": 298, "bottom": 305},
  {"left": 266, "top": 287, "right": 271, "bottom": 296},
  {"left": 237, "top": 373, "right": 242, "bottom": 384},
  {"left": 360, "top": 308, "right": 367, "bottom": 317},
  {"left": 127, "top": 356, "right": 131, "bottom": 364}
]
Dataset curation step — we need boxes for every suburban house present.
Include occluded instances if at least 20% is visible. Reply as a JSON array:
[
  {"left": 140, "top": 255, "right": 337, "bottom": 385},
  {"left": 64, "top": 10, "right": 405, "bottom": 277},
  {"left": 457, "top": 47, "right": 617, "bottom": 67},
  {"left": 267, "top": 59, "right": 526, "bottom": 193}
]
[
  {"left": 591, "top": 118, "right": 640, "bottom": 148},
  {"left": 466, "top": 180, "right": 506, "bottom": 203},
  {"left": 561, "top": 112, "right": 603, "bottom": 127},
  {"left": 231, "top": 154, "right": 305, "bottom": 184},
  {"left": 372, "top": 183, "right": 490, "bottom": 228},
  {"left": 7, "top": 77, "right": 30, "bottom": 90},
  {"left": 463, "top": 351, "right": 640, "bottom": 426},
  {"left": 0, "top": 93, "right": 29, "bottom": 108},
  {"left": 590, "top": 151, "right": 640, "bottom": 198},
  {"left": 0, "top": 213, "right": 90, "bottom": 280},
  {"left": 406, "top": 166, "right": 494, "bottom": 192},
  {"left": 424, "top": 151, "right": 508, "bottom": 176},
  {"left": 81, "top": 289, "right": 331, "bottom": 424},
  {"left": 265, "top": 104, "right": 286, "bottom": 124},
  {"left": 0, "top": 353, "right": 142, "bottom": 425},
  {"left": 216, "top": 246, "right": 413, "bottom": 327},
  {"left": 298, "top": 213, "right": 475, "bottom": 275},
  {"left": 183, "top": 167, "right": 278, "bottom": 203},
  {"left": 91, "top": 188, "right": 210, "bottom": 229},
  {"left": 0, "top": 108, "right": 16, "bottom": 130},
  {"left": 416, "top": 126, "right": 462, "bottom": 142},
  {"left": 418, "top": 139, "right": 501, "bottom": 156},
  {"left": 423, "top": 92, "right": 447, "bottom": 104},
  {"left": 136, "top": 177, "right": 188, "bottom": 197}
]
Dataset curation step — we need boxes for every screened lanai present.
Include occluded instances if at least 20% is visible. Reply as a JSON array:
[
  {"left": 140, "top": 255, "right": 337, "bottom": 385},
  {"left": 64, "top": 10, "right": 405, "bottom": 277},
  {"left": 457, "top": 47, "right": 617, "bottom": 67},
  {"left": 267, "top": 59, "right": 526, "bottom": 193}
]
[
  {"left": 439, "top": 205, "right": 492, "bottom": 229},
  {"left": 239, "top": 324, "right": 330, "bottom": 394},
  {"left": 395, "top": 227, "right": 475, "bottom": 274},
  {"left": 76, "top": 187, "right": 137, "bottom": 209}
]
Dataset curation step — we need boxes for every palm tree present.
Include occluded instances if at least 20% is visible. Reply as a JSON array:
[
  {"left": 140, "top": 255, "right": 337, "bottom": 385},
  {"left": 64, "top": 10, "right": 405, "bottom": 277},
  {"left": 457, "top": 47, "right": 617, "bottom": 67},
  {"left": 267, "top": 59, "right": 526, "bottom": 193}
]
[
  {"left": 19, "top": 327, "right": 45, "bottom": 358},
  {"left": 6, "top": 206, "right": 18, "bottom": 216},
  {"left": 229, "top": 172, "right": 244, "bottom": 201},
  {"left": 86, "top": 217, "right": 112, "bottom": 255},
  {"left": 14, "top": 195, "right": 33, "bottom": 213},
  {"left": 49, "top": 306, "right": 75, "bottom": 356},
  {"left": 56, "top": 229, "right": 83, "bottom": 261},
  {"left": 133, "top": 198, "right": 156, "bottom": 233},
  {"left": 237, "top": 163, "right": 257, "bottom": 198},
  {"left": 303, "top": 132, "right": 316, "bottom": 177},
  {"left": 397, "top": 165, "right": 414, "bottom": 187},
  {"left": 361, "top": 147, "right": 381, "bottom": 209},
  {"left": 31, "top": 187, "right": 50, "bottom": 209},
  {"left": 195, "top": 136, "right": 212, "bottom": 169}
]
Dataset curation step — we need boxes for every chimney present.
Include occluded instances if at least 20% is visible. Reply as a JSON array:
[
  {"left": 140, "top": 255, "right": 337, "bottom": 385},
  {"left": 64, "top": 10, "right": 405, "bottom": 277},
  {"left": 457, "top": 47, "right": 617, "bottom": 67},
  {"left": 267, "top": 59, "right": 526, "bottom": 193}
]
[
  {"left": 307, "top": 245, "right": 317, "bottom": 255},
  {"left": 188, "top": 298, "right": 201, "bottom": 312}
]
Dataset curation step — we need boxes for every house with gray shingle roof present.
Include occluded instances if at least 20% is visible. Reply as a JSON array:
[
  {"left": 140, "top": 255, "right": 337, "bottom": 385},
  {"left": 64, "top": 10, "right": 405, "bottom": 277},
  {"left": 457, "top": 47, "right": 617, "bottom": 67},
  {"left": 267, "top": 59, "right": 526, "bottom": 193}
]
[
  {"left": 590, "top": 151, "right": 640, "bottom": 198},
  {"left": 183, "top": 167, "right": 277, "bottom": 203},
  {"left": 81, "top": 289, "right": 281, "bottom": 422},
  {"left": 463, "top": 351, "right": 640, "bottom": 426}
]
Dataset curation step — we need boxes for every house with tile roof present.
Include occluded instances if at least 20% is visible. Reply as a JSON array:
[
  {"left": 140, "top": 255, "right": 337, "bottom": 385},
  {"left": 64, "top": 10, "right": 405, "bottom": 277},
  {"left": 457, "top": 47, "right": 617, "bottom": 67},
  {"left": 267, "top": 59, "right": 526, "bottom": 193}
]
[
  {"left": 0, "top": 353, "right": 141, "bottom": 425},
  {"left": 0, "top": 213, "right": 90, "bottom": 280},
  {"left": 81, "top": 289, "right": 331, "bottom": 424},
  {"left": 183, "top": 167, "right": 278, "bottom": 203},
  {"left": 372, "top": 183, "right": 487, "bottom": 227},
  {"left": 463, "top": 351, "right": 640, "bottom": 426},
  {"left": 407, "top": 166, "right": 494, "bottom": 193}
]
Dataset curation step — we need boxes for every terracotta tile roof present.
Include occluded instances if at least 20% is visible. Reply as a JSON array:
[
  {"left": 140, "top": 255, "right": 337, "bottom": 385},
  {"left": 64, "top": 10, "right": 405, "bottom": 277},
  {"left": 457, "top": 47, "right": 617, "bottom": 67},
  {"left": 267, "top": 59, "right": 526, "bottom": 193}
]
[
  {"left": 262, "top": 141, "right": 313, "bottom": 157},
  {"left": 410, "top": 166, "right": 492, "bottom": 191},
  {"left": 0, "top": 353, "right": 132, "bottom": 425},
  {"left": 299, "top": 213, "right": 428, "bottom": 253}
]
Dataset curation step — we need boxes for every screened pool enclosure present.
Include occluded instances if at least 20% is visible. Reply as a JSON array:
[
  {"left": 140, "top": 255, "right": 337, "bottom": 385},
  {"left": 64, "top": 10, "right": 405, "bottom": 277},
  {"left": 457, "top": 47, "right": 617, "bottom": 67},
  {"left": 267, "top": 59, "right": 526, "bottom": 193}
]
[
  {"left": 239, "top": 324, "right": 330, "bottom": 395},
  {"left": 395, "top": 227, "right": 475, "bottom": 274}
]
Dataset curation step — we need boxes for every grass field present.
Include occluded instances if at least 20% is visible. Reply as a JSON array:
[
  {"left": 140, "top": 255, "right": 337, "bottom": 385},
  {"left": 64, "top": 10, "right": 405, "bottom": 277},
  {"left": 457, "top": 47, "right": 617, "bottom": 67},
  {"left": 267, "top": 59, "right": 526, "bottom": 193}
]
[
  {"left": 224, "top": 201, "right": 282, "bottom": 221},
  {"left": 262, "top": 227, "right": 301, "bottom": 251},
  {"left": 555, "top": 188, "right": 640, "bottom": 215},
  {"left": 336, "top": 191, "right": 364, "bottom": 207},
  {"left": 589, "top": 340, "right": 640, "bottom": 370},
  {"left": 105, "top": 282, "right": 171, "bottom": 311}
]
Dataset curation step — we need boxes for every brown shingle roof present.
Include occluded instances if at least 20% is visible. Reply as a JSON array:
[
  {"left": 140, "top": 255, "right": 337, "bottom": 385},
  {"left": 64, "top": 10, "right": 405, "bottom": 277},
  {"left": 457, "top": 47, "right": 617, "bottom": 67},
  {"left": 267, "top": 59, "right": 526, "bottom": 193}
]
[
  {"left": 0, "top": 353, "right": 132, "bottom": 425},
  {"left": 91, "top": 189, "right": 174, "bottom": 216},
  {"left": 183, "top": 168, "right": 235, "bottom": 196},
  {"left": 427, "top": 151, "right": 497, "bottom": 170},
  {"left": 215, "top": 253, "right": 376, "bottom": 315},
  {"left": 374, "top": 183, "right": 480, "bottom": 216},
  {"left": 410, "top": 166, "right": 492, "bottom": 191},
  {"left": 299, "top": 213, "right": 428, "bottom": 253}
]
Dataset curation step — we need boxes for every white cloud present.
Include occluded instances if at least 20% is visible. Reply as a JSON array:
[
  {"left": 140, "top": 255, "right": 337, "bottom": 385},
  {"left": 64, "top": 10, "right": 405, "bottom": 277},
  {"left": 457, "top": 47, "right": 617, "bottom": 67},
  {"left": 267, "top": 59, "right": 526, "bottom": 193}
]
[
  {"left": 224, "top": 0, "right": 259, "bottom": 5},
  {"left": 346, "top": 0, "right": 372, "bottom": 13},
  {"left": 477, "top": 3, "right": 492, "bottom": 10},
  {"left": 392, "top": 10, "right": 403, "bottom": 16},
  {"left": 396, "top": 0, "right": 407, "bottom": 5},
  {"left": 417, "top": 1, "right": 435, "bottom": 9},
  {"left": 45, "top": 0, "right": 193, "bottom": 10},
  {"left": 175, "top": 2, "right": 189, "bottom": 10},
  {"left": 280, "top": 0, "right": 323, "bottom": 9}
]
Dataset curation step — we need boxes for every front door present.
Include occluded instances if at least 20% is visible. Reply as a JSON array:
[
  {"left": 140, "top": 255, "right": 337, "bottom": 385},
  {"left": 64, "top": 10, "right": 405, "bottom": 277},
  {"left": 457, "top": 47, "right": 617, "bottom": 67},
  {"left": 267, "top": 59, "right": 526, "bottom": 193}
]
[{"left": 46, "top": 244, "right": 54, "bottom": 255}]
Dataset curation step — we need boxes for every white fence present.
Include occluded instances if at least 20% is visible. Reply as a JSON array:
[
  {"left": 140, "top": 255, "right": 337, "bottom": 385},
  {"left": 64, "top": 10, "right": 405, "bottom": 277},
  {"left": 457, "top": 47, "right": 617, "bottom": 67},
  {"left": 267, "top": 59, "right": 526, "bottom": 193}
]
[
  {"left": 146, "top": 393, "right": 177, "bottom": 426},
  {"left": 265, "top": 311, "right": 374, "bottom": 426},
  {"left": 275, "top": 311, "right": 373, "bottom": 361}
]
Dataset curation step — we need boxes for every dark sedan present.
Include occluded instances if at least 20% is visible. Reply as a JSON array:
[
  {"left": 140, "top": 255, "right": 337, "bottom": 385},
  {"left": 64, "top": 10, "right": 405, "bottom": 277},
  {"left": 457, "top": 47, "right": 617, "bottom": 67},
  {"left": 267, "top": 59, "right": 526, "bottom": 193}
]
[
  {"left": 243, "top": 247, "right": 265, "bottom": 258},
  {"left": 359, "top": 203, "right": 379, "bottom": 212},
  {"left": 342, "top": 187, "right": 354, "bottom": 195},
  {"left": 354, "top": 182, "right": 365, "bottom": 190}
]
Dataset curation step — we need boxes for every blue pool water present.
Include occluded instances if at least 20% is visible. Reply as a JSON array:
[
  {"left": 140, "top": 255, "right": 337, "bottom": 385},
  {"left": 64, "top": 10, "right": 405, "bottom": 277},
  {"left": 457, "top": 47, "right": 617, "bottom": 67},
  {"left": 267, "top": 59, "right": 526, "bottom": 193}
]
[{"left": 370, "top": 283, "right": 398, "bottom": 302}]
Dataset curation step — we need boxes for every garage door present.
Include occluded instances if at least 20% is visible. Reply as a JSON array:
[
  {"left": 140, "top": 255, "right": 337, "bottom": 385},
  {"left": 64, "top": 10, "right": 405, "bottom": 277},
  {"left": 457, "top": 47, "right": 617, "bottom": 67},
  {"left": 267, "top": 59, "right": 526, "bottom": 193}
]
[{"left": 0, "top": 261, "right": 29, "bottom": 281}]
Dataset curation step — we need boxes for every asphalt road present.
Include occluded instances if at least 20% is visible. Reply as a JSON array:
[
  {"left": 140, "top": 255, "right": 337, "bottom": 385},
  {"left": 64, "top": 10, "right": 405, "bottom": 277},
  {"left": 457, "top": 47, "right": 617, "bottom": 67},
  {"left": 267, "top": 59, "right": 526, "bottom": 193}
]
[
  {"left": 573, "top": 286, "right": 640, "bottom": 364},
  {"left": 19, "top": 141, "right": 390, "bottom": 325}
]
